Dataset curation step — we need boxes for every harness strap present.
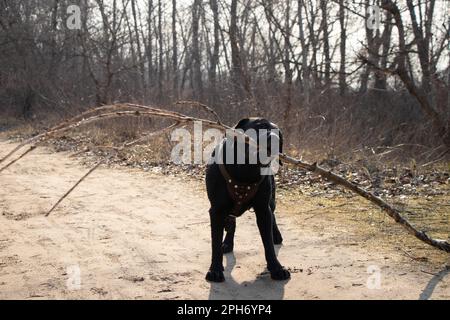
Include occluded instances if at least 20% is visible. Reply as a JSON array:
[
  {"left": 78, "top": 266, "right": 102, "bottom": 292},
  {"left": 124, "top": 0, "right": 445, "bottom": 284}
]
[{"left": 217, "top": 143, "right": 265, "bottom": 217}]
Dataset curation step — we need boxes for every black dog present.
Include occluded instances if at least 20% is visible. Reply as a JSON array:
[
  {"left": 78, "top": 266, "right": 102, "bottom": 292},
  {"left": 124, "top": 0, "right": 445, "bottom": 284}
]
[{"left": 205, "top": 118, "right": 290, "bottom": 282}]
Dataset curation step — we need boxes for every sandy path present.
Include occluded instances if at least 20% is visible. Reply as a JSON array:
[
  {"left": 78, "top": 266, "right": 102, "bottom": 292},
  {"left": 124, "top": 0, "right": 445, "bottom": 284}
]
[{"left": 0, "top": 140, "right": 448, "bottom": 299}]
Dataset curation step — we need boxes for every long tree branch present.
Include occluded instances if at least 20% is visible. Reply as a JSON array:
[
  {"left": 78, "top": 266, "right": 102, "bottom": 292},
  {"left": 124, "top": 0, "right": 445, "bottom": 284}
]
[
  {"left": 1, "top": 102, "right": 448, "bottom": 252},
  {"left": 281, "top": 154, "right": 450, "bottom": 252},
  {"left": 0, "top": 145, "right": 36, "bottom": 173}
]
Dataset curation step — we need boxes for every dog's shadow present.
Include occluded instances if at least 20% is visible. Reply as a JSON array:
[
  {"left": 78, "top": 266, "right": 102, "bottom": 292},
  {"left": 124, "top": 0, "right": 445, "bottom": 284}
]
[
  {"left": 419, "top": 265, "right": 450, "bottom": 300},
  {"left": 208, "top": 247, "right": 289, "bottom": 300}
]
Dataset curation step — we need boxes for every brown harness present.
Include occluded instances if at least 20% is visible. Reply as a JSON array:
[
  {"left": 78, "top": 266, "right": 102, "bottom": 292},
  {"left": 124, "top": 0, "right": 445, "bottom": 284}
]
[{"left": 217, "top": 143, "right": 265, "bottom": 218}]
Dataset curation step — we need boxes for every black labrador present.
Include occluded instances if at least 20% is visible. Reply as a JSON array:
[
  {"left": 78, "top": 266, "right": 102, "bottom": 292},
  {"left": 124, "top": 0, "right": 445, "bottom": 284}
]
[{"left": 205, "top": 118, "right": 290, "bottom": 282}]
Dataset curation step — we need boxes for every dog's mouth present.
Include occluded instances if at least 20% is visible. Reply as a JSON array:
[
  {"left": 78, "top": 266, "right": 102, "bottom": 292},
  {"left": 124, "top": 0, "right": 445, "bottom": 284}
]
[
  {"left": 213, "top": 128, "right": 281, "bottom": 173},
  {"left": 229, "top": 131, "right": 280, "bottom": 167},
  {"left": 259, "top": 131, "right": 280, "bottom": 166}
]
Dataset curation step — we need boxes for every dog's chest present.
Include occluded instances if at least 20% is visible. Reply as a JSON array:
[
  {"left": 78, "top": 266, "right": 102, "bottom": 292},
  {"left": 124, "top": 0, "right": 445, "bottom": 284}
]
[{"left": 218, "top": 163, "right": 262, "bottom": 217}]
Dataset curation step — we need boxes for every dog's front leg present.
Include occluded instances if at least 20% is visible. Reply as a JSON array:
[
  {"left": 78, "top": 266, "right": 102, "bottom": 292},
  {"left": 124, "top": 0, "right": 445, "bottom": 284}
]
[
  {"left": 255, "top": 206, "right": 290, "bottom": 280},
  {"left": 272, "top": 213, "right": 283, "bottom": 245},
  {"left": 206, "top": 207, "right": 226, "bottom": 282},
  {"left": 222, "top": 216, "right": 235, "bottom": 253}
]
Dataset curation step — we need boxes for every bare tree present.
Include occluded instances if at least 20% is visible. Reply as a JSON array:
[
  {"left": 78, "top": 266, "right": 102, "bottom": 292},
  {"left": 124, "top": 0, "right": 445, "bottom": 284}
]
[
  {"left": 209, "top": 0, "right": 220, "bottom": 104},
  {"left": 157, "top": 0, "right": 163, "bottom": 101},
  {"left": 230, "top": 0, "right": 252, "bottom": 102},
  {"left": 378, "top": 0, "right": 450, "bottom": 147},
  {"left": 320, "top": 0, "right": 330, "bottom": 88},
  {"left": 191, "top": 0, "right": 204, "bottom": 101},
  {"left": 172, "top": 0, "right": 178, "bottom": 99},
  {"left": 131, "top": 0, "right": 146, "bottom": 101},
  {"left": 283, "top": 0, "right": 293, "bottom": 120},
  {"left": 298, "top": 0, "right": 310, "bottom": 104},
  {"left": 0, "top": 0, "right": 448, "bottom": 160},
  {"left": 338, "top": 0, "right": 347, "bottom": 96},
  {"left": 147, "top": 0, "right": 154, "bottom": 90}
]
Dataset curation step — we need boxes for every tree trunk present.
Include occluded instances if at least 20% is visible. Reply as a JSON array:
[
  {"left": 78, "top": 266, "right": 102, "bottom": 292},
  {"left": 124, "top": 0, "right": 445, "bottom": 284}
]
[
  {"left": 209, "top": 0, "right": 220, "bottom": 105},
  {"left": 283, "top": 0, "right": 293, "bottom": 120},
  {"left": 48, "top": 0, "right": 60, "bottom": 82},
  {"left": 125, "top": 8, "right": 138, "bottom": 96},
  {"left": 320, "top": 0, "right": 330, "bottom": 88},
  {"left": 381, "top": 0, "right": 450, "bottom": 147},
  {"left": 298, "top": 0, "right": 309, "bottom": 104},
  {"left": 266, "top": 1, "right": 276, "bottom": 84},
  {"left": 192, "top": 0, "right": 203, "bottom": 101},
  {"left": 406, "top": 0, "right": 434, "bottom": 95},
  {"left": 307, "top": 0, "right": 319, "bottom": 87},
  {"left": 374, "top": 11, "right": 392, "bottom": 90},
  {"left": 131, "top": 0, "right": 146, "bottom": 101},
  {"left": 230, "top": 0, "right": 251, "bottom": 102},
  {"left": 338, "top": 0, "right": 346, "bottom": 96},
  {"left": 172, "top": 0, "right": 178, "bottom": 99},
  {"left": 147, "top": 0, "right": 154, "bottom": 90},
  {"left": 157, "top": 0, "right": 163, "bottom": 101}
]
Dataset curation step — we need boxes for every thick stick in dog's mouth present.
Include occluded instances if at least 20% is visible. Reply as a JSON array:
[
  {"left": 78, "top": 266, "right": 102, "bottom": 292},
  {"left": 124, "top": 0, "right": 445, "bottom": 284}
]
[
  {"left": 1, "top": 102, "right": 448, "bottom": 253},
  {"left": 281, "top": 153, "right": 450, "bottom": 253}
]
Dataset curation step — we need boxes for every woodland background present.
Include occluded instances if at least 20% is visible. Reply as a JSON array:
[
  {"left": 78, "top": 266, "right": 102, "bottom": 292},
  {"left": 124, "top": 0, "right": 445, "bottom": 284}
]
[{"left": 0, "top": 0, "right": 449, "bottom": 163}]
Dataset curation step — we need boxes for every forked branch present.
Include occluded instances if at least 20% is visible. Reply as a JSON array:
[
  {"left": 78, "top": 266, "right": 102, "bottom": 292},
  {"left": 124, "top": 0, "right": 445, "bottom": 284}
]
[
  {"left": 1, "top": 102, "right": 448, "bottom": 253},
  {"left": 282, "top": 154, "right": 450, "bottom": 252}
]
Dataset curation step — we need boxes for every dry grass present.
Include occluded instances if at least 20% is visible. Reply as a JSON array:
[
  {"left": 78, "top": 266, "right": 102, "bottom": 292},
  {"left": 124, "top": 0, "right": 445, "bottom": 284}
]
[{"left": 279, "top": 186, "right": 450, "bottom": 267}]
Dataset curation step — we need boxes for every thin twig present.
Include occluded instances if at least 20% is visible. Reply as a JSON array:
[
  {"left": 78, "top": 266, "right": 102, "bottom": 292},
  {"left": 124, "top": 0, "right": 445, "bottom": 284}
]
[
  {"left": 0, "top": 145, "right": 36, "bottom": 173},
  {"left": 45, "top": 161, "right": 103, "bottom": 217},
  {"left": 422, "top": 148, "right": 450, "bottom": 167},
  {"left": 420, "top": 270, "right": 438, "bottom": 276},
  {"left": 45, "top": 122, "right": 182, "bottom": 215},
  {"left": 123, "top": 121, "right": 181, "bottom": 148},
  {"left": 174, "top": 100, "right": 223, "bottom": 125}
]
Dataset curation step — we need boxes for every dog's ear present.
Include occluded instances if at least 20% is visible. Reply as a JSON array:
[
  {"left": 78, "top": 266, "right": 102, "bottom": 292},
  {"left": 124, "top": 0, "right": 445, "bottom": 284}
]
[{"left": 234, "top": 118, "right": 250, "bottom": 130}]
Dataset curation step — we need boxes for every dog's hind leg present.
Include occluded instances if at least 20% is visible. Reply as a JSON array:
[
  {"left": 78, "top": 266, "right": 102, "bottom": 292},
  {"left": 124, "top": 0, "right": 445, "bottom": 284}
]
[
  {"left": 205, "top": 207, "right": 226, "bottom": 282},
  {"left": 222, "top": 216, "right": 235, "bottom": 253}
]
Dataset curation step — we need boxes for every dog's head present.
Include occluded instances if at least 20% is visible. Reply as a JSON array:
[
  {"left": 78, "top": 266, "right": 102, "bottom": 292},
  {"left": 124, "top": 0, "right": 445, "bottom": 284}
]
[{"left": 231, "top": 118, "right": 283, "bottom": 168}]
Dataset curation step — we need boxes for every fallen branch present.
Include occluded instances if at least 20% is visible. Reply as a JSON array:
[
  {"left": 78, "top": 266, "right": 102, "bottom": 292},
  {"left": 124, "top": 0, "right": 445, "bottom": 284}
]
[
  {"left": 45, "top": 161, "right": 103, "bottom": 216},
  {"left": 0, "top": 145, "right": 36, "bottom": 173},
  {"left": 281, "top": 154, "right": 450, "bottom": 252},
  {"left": 1, "top": 102, "right": 448, "bottom": 253},
  {"left": 0, "top": 103, "right": 191, "bottom": 166},
  {"left": 0, "top": 104, "right": 145, "bottom": 166},
  {"left": 45, "top": 121, "right": 183, "bottom": 215},
  {"left": 0, "top": 103, "right": 256, "bottom": 169}
]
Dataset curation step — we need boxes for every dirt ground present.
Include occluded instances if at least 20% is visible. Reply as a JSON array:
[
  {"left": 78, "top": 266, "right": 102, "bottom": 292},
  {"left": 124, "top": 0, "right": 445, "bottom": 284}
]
[{"left": 0, "top": 139, "right": 449, "bottom": 299}]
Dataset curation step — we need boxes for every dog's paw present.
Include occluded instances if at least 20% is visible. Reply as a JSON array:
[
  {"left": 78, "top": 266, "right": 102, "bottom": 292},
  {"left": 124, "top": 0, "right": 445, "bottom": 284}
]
[
  {"left": 270, "top": 267, "right": 290, "bottom": 280},
  {"left": 205, "top": 269, "right": 225, "bottom": 282},
  {"left": 273, "top": 232, "right": 283, "bottom": 245},
  {"left": 222, "top": 242, "right": 234, "bottom": 254}
]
